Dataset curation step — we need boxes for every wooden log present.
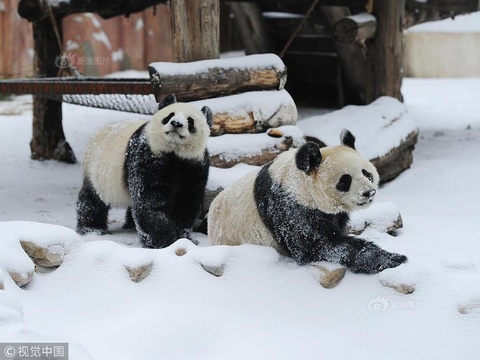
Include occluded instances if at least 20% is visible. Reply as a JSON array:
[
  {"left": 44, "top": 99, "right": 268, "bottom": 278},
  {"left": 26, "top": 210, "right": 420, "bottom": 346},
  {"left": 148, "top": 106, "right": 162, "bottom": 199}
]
[
  {"left": 333, "top": 13, "right": 377, "bottom": 46},
  {"left": 191, "top": 90, "right": 297, "bottom": 136},
  {"left": 208, "top": 125, "right": 305, "bottom": 168},
  {"left": 149, "top": 54, "right": 287, "bottom": 102},
  {"left": 365, "top": 0, "right": 405, "bottom": 103},
  {"left": 170, "top": 0, "right": 220, "bottom": 63}
]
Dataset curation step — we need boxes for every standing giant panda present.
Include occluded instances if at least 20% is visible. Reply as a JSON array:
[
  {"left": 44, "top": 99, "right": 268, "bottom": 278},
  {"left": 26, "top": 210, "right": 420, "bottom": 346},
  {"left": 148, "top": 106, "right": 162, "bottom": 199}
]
[
  {"left": 208, "top": 130, "right": 407, "bottom": 274},
  {"left": 77, "top": 95, "right": 212, "bottom": 249}
]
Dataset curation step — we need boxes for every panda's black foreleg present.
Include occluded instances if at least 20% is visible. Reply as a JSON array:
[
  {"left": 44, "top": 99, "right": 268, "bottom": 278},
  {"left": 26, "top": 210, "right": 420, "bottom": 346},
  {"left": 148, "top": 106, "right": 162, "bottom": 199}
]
[
  {"left": 76, "top": 178, "right": 110, "bottom": 235},
  {"left": 131, "top": 204, "right": 177, "bottom": 249},
  {"left": 122, "top": 207, "right": 136, "bottom": 230},
  {"left": 314, "top": 236, "right": 407, "bottom": 274}
]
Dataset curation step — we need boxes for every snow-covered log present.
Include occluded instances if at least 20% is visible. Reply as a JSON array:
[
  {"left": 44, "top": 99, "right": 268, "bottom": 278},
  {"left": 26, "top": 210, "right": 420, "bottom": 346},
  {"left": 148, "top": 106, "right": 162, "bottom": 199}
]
[
  {"left": 333, "top": 13, "right": 377, "bottom": 46},
  {"left": 149, "top": 54, "right": 287, "bottom": 102},
  {"left": 297, "top": 96, "right": 419, "bottom": 183},
  {"left": 208, "top": 125, "right": 305, "bottom": 168},
  {"left": 191, "top": 90, "right": 298, "bottom": 136}
]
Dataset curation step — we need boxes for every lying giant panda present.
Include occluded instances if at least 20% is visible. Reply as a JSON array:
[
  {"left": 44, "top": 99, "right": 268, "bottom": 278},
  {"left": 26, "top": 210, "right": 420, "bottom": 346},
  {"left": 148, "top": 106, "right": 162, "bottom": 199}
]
[
  {"left": 77, "top": 95, "right": 212, "bottom": 249},
  {"left": 208, "top": 130, "right": 407, "bottom": 274}
]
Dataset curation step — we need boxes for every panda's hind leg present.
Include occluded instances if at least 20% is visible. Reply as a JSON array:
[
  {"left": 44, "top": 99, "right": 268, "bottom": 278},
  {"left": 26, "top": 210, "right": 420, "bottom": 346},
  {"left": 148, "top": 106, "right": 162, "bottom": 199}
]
[{"left": 76, "top": 178, "right": 110, "bottom": 235}]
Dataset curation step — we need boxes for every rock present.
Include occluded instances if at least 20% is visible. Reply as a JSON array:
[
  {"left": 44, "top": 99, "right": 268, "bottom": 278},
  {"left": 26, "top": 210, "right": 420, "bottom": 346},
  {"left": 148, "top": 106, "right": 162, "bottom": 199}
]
[
  {"left": 125, "top": 263, "right": 154, "bottom": 283},
  {"left": 348, "top": 202, "right": 404, "bottom": 236},
  {"left": 20, "top": 240, "right": 66, "bottom": 268},
  {"left": 267, "top": 128, "right": 284, "bottom": 138},
  {"left": 8, "top": 270, "right": 34, "bottom": 288},
  {"left": 380, "top": 279, "right": 415, "bottom": 294},
  {"left": 201, "top": 264, "right": 225, "bottom": 277},
  {"left": 309, "top": 262, "right": 346, "bottom": 289},
  {"left": 458, "top": 301, "right": 480, "bottom": 315},
  {"left": 175, "top": 248, "right": 188, "bottom": 256}
]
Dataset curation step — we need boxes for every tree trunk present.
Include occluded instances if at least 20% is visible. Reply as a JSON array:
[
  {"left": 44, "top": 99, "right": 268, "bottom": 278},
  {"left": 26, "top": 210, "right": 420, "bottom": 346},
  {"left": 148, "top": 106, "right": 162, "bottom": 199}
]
[
  {"left": 365, "top": 0, "right": 405, "bottom": 103},
  {"left": 170, "top": 0, "right": 220, "bottom": 62},
  {"left": 30, "top": 17, "right": 76, "bottom": 163}
]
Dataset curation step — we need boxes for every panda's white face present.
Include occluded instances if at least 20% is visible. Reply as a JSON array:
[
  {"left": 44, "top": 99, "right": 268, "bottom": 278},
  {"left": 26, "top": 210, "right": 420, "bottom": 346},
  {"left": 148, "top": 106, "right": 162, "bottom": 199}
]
[
  {"left": 319, "top": 146, "right": 379, "bottom": 213},
  {"left": 269, "top": 131, "right": 379, "bottom": 215},
  {"left": 146, "top": 102, "right": 212, "bottom": 160}
]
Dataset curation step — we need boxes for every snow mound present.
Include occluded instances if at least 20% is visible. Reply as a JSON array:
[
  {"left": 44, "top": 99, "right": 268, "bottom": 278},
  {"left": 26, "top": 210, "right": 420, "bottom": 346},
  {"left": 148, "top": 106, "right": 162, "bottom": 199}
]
[{"left": 0, "top": 222, "right": 81, "bottom": 286}]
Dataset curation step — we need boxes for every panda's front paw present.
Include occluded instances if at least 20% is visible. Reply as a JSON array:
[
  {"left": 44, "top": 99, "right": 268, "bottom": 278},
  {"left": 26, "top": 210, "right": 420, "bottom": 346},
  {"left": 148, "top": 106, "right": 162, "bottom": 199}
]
[{"left": 348, "top": 242, "right": 407, "bottom": 274}]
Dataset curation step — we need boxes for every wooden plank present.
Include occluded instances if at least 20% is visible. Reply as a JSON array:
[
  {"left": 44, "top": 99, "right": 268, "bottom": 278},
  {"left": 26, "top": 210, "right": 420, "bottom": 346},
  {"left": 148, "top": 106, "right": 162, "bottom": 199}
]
[{"left": 170, "top": 0, "right": 220, "bottom": 62}]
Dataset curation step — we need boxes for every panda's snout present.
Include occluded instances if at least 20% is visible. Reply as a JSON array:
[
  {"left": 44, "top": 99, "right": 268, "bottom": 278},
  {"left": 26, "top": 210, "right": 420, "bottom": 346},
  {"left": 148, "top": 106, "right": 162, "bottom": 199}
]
[
  {"left": 362, "top": 189, "right": 376, "bottom": 199},
  {"left": 170, "top": 120, "right": 184, "bottom": 129}
]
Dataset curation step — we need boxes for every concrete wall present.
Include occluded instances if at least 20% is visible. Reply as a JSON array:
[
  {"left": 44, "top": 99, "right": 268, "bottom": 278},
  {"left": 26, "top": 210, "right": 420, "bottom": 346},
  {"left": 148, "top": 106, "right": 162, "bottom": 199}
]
[{"left": 404, "top": 32, "right": 480, "bottom": 78}]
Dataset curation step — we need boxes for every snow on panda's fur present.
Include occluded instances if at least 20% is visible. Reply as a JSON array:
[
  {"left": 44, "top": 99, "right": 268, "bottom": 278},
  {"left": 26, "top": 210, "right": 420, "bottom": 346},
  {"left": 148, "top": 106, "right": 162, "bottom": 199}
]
[
  {"left": 77, "top": 94, "right": 212, "bottom": 249},
  {"left": 208, "top": 130, "right": 407, "bottom": 274}
]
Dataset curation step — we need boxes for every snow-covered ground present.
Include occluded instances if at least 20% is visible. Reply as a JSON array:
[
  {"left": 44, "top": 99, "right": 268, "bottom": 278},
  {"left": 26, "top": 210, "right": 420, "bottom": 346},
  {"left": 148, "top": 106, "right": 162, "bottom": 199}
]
[{"left": 1, "top": 77, "right": 480, "bottom": 360}]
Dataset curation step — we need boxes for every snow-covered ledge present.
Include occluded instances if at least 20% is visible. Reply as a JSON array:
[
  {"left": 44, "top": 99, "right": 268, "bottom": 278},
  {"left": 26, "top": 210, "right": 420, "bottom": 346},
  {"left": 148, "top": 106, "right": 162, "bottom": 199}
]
[{"left": 297, "top": 96, "right": 419, "bottom": 183}]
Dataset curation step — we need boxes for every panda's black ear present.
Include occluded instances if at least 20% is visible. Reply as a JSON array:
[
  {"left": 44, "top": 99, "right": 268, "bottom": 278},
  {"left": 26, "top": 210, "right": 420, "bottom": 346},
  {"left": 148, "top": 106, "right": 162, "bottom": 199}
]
[
  {"left": 341, "top": 129, "right": 356, "bottom": 149},
  {"left": 158, "top": 94, "right": 177, "bottom": 110},
  {"left": 296, "top": 142, "right": 322, "bottom": 174},
  {"left": 201, "top": 106, "right": 213, "bottom": 128}
]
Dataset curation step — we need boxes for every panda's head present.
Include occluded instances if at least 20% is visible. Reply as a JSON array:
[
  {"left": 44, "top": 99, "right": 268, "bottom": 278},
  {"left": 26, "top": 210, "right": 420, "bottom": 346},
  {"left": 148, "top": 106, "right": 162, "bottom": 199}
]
[
  {"left": 146, "top": 95, "right": 213, "bottom": 160},
  {"left": 289, "top": 130, "right": 379, "bottom": 213}
]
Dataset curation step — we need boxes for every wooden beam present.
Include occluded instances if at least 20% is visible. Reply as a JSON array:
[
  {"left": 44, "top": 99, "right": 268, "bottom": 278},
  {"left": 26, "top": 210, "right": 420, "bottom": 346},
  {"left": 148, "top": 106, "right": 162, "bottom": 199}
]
[
  {"left": 170, "top": 0, "right": 220, "bottom": 62},
  {"left": 333, "top": 13, "right": 377, "bottom": 46},
  {"left": 405, "top": 0, "right": 480, "bottom": 28},
  {"left": 18, "top": 0, "right": 166, "bottom": 22}
]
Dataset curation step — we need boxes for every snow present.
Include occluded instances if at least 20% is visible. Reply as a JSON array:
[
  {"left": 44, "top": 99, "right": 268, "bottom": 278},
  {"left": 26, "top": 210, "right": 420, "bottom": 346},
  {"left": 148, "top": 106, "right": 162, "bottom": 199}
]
[
  {"left": 150, "top": 53, "right": 286, "bottom": 76},
  {"left": 297, "top": 96, "right": 418, "bottom": 160},
  {"left": 1, "top": 77, "right": 480, "bottom": 359},
  {"left": 407, "top": 11, "right": 480, "bottom": 33}
]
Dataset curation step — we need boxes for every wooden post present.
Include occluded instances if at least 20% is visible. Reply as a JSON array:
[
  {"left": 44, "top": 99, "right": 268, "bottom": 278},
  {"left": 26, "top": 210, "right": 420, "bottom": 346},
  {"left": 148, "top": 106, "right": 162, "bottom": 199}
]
[
  {"left": 30, "top": 17, "right": 76, "bottom": 163},
  {"left": 366, "top": 0, "right": 405, "bottom": 103},
  {"left": 170, "top": 0, "right": 220, "bottom": 62},
  {"left": 226, "top": 2, "right": 274, "bottom": 54}
]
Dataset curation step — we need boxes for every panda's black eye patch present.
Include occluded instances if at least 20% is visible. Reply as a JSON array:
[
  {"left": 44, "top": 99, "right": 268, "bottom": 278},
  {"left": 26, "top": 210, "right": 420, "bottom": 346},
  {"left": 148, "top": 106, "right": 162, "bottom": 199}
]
[
  {"left": 336, "top": 174, "right": 352, "bottom": 192},
  {"left": 162, "top": 112, "right": 175, "bottom": 125},
  {"left": 187, "top": 117, "right": 197, "bottom": 133},
  {"left": 362, "top": 169, "right": 374, "bottom": 183}
]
